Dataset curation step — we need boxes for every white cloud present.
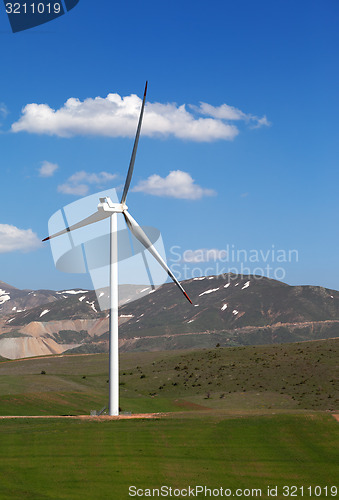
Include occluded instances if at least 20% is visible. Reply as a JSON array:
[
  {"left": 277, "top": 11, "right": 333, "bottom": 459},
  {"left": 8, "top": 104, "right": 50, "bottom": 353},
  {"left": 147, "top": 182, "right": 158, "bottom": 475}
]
[
  {"left": 0, "top": 104, "right": 9, "bottom": 130},
  {"left": 191, "top": 102, "right": 271, "bottom": 128},
  {"left": 39, "top": 161, "right": 58, "bottom": 177},
  {"left": 250, "top": 115, "right": 271, "bottom": 129},
  {"left": 57, "top": 182, "right": 88, "bottom": 196},
  {"left": 132, "top": 170, "right": 216, "bottom": 200},
  {"left": 0, "top": 224, "right": 42, "bottom": 254},
  {"left": 190, "top": 102, "right": 247, "bottom": 121},
  {"left": 144, "top": 102, "right": 238, "bottom": 141},
  {"left": 11, "top": 91, "right": 269, "bottom": 142},
  {"left": 58, "top": 170, "right": 117, "bottom": 196},
  {"left": 0, "top": 103, "right": 8, "bottom": 119}
]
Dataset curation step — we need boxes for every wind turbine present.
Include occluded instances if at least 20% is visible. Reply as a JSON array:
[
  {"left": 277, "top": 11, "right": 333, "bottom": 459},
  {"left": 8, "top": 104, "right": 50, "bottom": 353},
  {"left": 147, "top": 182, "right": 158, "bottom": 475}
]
[{"left": 43, "top": 82, "right": 192, "bottom": 416}]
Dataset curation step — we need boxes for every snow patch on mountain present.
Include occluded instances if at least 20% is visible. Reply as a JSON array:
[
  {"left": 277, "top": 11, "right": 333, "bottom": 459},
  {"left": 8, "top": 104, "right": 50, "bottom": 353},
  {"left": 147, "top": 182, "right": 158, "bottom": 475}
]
[
  {"left": 0, "top": 289, "right": 11, "bottom": 305},
  {"left": 85, "top": 300, "right": 97, "bottom": 312},
  {"left": 199, "top": 287, "right": 220, "bottom": 297}
]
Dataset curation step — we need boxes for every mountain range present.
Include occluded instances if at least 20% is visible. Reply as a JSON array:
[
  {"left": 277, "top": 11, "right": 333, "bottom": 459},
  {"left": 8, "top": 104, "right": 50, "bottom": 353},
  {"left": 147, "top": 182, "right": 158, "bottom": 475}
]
[{"left": 0, "top": 274, "right": 338, "bottom": 359}]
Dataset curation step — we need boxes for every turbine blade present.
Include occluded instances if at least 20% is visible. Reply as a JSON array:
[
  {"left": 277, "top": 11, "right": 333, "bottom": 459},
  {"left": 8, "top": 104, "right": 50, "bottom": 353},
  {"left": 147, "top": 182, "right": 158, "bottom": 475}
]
[
  {"left": 120, "top": 81, "right": 148, "bottom": 205},
  {"left": 124, "top": 211, "right": 192, "bottom": 304},
  {"left": 42, "top": 210, "right": 110, "bottom": 241}
]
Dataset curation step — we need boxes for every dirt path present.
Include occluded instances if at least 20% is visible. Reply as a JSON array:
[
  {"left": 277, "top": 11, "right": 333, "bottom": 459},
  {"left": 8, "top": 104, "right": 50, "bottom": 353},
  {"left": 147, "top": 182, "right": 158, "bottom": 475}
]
[
  {"left": 0, "top": 413, "right": 166, "bottom": 420},
  {"left": 1, "top": 411, "right": 336, "bottom": 421}
]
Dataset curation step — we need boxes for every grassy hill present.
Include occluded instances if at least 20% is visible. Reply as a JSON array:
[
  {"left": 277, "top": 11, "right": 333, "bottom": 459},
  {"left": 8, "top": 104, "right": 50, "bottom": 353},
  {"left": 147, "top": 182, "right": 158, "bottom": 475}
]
[{"left": 0, "top": 338, "right": 337, "bottom": 416}]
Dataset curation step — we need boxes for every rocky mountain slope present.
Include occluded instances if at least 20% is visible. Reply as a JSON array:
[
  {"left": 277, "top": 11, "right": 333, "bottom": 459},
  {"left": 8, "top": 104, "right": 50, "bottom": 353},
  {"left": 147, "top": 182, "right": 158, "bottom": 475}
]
[
  {"left": 1, "top": 274, "right": 339, "bottom": 359},
  {"left": 0, "top": 280, "right": 60, "bottom": 315}
]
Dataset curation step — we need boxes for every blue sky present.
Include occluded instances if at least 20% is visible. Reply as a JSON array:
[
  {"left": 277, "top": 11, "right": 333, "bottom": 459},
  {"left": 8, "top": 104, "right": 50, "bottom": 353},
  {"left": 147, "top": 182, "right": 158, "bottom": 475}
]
[{"left": 0, "top": 0, "right": 338, "bottom": 292}]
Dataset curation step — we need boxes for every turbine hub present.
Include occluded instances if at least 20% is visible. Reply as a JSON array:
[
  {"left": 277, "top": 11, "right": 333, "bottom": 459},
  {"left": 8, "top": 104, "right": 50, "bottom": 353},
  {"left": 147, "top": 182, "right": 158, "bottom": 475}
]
[{"left": 98, "top": 197, "right": 126, "bottom": 213}]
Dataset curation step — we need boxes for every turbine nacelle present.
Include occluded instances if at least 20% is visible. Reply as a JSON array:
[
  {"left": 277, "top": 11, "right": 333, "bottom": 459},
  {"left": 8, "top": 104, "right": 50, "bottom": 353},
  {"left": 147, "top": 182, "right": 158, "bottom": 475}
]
[{"left": 98, "top": 197, "right": 127, "bottom": 214}]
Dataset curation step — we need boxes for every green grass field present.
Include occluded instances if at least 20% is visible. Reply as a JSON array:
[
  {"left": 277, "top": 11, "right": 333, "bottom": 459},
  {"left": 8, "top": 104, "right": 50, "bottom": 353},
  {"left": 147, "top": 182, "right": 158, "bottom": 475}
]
[
  {"left": 0, "top": 414, "right": 338, "bottom": 500},
  {"left": 0, "top": 340, "right": 338, "bottom": 499}
]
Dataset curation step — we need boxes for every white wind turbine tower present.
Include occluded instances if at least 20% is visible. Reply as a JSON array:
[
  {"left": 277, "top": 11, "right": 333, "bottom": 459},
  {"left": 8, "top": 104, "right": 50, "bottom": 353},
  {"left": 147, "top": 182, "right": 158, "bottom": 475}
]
[{"left": 43, "top": 82, "right": 192, "bottom": 416}]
